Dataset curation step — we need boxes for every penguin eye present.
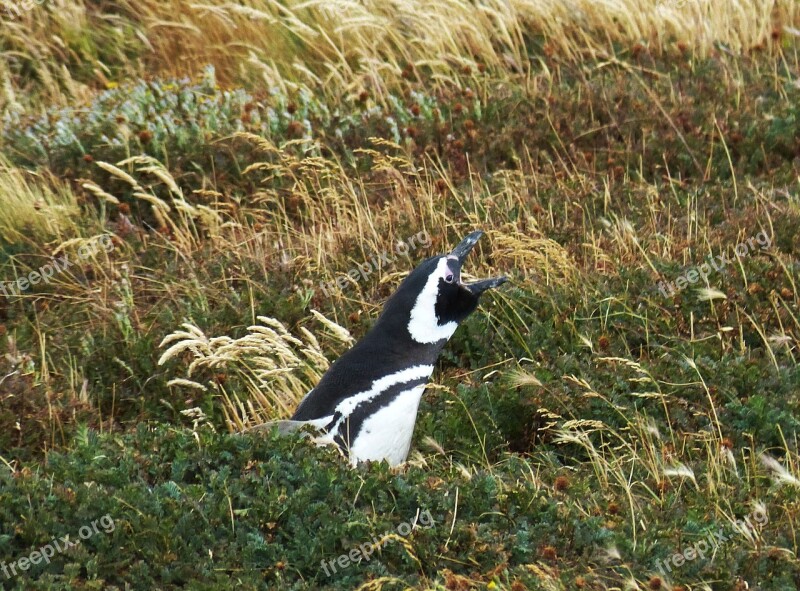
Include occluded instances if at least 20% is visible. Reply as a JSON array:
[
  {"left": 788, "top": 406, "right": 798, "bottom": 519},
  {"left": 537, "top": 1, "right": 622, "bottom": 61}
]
[{"left": 444, "top": 273, "right": 454, "bottom": 284}]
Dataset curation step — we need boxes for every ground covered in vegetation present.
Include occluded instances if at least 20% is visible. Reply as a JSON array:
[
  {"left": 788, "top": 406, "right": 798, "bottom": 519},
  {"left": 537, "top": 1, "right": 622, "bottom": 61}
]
[{"left": 1, "top": 1, "right": 799, "bottom": 590}]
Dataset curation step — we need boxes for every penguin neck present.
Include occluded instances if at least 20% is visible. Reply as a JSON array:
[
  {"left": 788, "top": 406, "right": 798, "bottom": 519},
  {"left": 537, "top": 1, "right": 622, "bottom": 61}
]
[{"left": 363, "top": 310, "right": 452, "bottom": 367}]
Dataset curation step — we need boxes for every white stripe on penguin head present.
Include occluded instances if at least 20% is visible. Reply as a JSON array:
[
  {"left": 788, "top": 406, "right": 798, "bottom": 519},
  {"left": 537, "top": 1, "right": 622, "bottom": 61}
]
[{"left": 407, "top": 257, "right": 458, "bottom": 344}]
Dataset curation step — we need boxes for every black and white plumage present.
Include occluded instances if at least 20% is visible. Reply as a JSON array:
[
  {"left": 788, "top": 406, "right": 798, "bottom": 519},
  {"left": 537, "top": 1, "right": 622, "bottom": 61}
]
[{"left": 272, "top": 231, "right": 506, "bottom": 466}]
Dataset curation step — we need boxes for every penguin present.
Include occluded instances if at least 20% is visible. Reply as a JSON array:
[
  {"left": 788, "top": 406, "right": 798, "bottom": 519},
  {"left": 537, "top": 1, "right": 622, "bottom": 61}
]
[{"left": 261, "top": 230, "right": 507, "bottom": 466}]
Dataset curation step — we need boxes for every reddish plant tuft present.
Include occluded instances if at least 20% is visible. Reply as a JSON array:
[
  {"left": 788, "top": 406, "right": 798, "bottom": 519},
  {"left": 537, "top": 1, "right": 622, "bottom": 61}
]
[
  {"left": 554, "top": 475, "right": 570, "bottom": 491},
  {"left": 287, "top": 121, "right": 305, "bottom": 138},
  {"left": 541, "top": 545, "right": 557, "bottom": 561}
]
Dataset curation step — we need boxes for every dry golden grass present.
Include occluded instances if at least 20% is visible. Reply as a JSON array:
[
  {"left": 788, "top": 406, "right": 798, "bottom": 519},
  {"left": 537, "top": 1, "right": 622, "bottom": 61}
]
[
  {"left": 0, "top": 157, "right": 79, "bottom": 243},
  {"left": 158, "top": 313, "right": 353, "bottom": 429},
  {"left": 1, "top": 0, "right": 796, "bottom": 110}
]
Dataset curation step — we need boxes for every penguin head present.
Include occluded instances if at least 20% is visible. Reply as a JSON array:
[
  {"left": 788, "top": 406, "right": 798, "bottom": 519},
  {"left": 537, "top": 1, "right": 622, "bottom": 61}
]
[{"left": 380, "top": 230, "right": 507, "bottom": 345}]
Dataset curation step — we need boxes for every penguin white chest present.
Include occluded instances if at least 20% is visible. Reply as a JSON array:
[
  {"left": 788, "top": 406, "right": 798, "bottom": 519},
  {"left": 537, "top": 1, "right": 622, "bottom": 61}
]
[{"left": 349, "top": 384, "right": 427, "bottom": 466}]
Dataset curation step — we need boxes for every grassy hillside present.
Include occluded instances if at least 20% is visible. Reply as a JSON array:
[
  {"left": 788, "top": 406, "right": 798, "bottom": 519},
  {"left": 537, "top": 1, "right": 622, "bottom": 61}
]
[{"left": 1, "top": 1, "right": 799, "bottom": 589}]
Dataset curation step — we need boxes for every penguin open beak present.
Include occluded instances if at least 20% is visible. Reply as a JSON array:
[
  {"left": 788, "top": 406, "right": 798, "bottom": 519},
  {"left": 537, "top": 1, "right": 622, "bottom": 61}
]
[
  {"left": 463, "top": 276, "right": 508, "bottom": 294},
  {"left": 449, "top": 231, "right": 508, "bottom": 295},
  {"left": 450, "top": 230, "right": 485, "bottom": 264}
]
